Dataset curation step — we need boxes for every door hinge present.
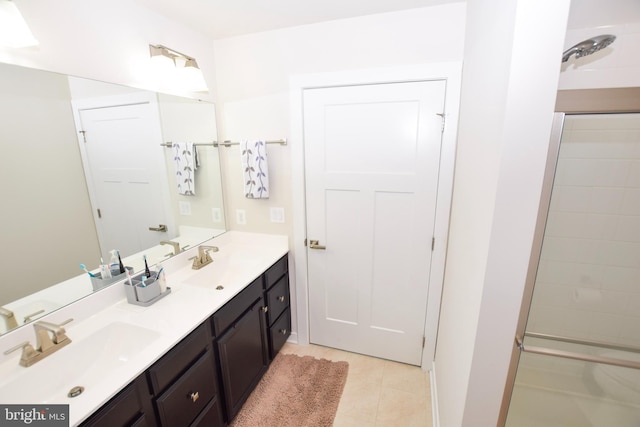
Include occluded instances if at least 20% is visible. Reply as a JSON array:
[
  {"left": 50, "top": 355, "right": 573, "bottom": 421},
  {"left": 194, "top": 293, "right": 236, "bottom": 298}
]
[
  {"left": 304, "top": 238, "right": 307, "bottom": 247},
  {"left": 79, "top": 130, "right": 87, "bottom": 143},
  {"left": 436, "top": 113, "right": 445, "bottom": 132},
  {"left": 431, "top": 237, "right": 435, "bottom": 251},
  {"left": 422, "top": 336, "right": 426, "bottom": 348},
  {"left": 97, "top": 208, "right": 102, "bottom": 219}
]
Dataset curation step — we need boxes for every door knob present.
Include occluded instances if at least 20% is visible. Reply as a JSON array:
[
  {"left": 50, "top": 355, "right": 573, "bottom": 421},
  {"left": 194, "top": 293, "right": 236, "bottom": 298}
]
[
  {"left": 148, "top": 224, "right": 167, "bottom": 232},
  {"left": 309, "top": 240, "right": 326, "bottom": 250}
]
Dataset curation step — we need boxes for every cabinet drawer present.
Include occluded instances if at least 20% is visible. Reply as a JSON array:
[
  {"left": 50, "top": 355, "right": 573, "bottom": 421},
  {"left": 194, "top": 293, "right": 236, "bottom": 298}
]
[
  {"left": 148, "top": 323, "right": 210, "bottom": 395},
  {"left": 211, "top": 276, "right": 263, "bottom": 336},
  {"left": 265, "top": 255, "right": 288, "bottom": 290},
  {"left": 190, "top": 395, "right": 224, "bottom": 427},
  {"left": 266, "top": 275, "right": 289, "bottom": 325},
  {"left": 130, "top": 414, "right": 151, "bottom": 427},
  {"left": 269, "top": 309, "right": 291, "bottom": 360},
  {"left": 80, "top": 377, "right": 149, "bottom": 427},
  {"left": 155, "top": 350, "right": 217, "bottom": 427}
]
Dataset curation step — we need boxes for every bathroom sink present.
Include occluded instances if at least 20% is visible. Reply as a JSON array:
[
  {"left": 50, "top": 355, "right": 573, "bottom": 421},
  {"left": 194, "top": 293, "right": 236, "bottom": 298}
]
[
  {"left": 0, "top": 321, "right": 160, "bottom": 404},
  {"left": 179, "top": 254, "right": 262, "bottom": 288}
]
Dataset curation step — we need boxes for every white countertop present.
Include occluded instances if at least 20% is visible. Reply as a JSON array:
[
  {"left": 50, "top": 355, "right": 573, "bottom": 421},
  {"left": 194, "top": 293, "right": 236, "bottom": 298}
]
[{"left": 0, "top": 231, "right": 288, "bottom": 426}]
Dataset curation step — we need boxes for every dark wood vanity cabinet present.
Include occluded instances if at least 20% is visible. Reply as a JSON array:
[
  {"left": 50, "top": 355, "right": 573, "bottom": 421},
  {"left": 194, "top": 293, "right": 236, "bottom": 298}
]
[
  {"left": 80, "top": 253, "right": 290, "bottom": 427},
  {"left": 79, "top": 376, "right": 157, "bottom": 427},
  {"left": 147, "top": 323, "right": 224, "bottom": 427},
  {"left": 212, "top": 274, "right": 270, "bottom": 420},
  {"left": 211, "top": 253, "right": 291, "bottom": 423},
  {"left": 264, "top": 255, "right": 291, "bottom": 360}
]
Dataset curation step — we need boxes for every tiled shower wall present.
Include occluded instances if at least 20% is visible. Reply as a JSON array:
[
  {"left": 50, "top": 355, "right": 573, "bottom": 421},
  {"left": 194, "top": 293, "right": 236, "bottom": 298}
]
[{"left": 527, "top": 113, "right": 640, "bottom": 347}]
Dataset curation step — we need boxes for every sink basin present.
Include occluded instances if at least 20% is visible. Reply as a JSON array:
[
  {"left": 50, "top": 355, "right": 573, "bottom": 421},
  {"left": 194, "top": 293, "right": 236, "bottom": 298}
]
[
  {"left": 0, "top": 321, "right": 160, "bottom": 404},
  {"left": 179, "top": 254, "right": 262, "bottom": 288}
]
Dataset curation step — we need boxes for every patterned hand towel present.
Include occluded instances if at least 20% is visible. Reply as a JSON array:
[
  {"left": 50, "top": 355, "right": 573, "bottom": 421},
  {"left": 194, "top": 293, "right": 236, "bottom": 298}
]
[
  {"left": 241, "top": 140, "right": 269, "bottom": 199},
  {"left": 172, "top": 142, "right": 199, "bottom": 195}
]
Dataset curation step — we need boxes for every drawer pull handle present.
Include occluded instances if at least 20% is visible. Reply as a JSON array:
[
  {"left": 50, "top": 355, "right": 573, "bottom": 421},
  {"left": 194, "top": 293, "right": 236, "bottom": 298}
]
[
  {"left": 189, "top": 392, "right": 199, "bottom": 403},
  {"left": 262, "top": 306, "right": 268, "bottom": 313},
  {"left": 279, "top": 329, "right": 288, "bottom": 335},
  {"left": 277, "top": 296, "right": 285, "bottom": 302}
]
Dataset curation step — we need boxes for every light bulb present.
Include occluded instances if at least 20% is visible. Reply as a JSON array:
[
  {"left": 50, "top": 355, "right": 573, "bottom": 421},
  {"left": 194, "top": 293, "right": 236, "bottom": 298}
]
[
  {"left": 179, "top": 58, "right": 209, "bottom": 93},
  {"left": 0, "top": 0, "right": 38, "bottom": 48}
]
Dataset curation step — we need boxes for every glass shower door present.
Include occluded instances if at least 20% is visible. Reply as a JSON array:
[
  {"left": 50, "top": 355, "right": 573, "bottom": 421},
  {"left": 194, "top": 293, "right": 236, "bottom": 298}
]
[{"left": 505, "top": 112, "right": 640, "bottom": 426}]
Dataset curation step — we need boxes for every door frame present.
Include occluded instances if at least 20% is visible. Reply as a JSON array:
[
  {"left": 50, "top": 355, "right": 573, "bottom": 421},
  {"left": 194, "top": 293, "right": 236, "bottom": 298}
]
[
  {"left": 289, "top": 63, "right": 462, "bottom": 369},
  {"left": 71, "top": 91, "right": 175, "bottom": 257}
]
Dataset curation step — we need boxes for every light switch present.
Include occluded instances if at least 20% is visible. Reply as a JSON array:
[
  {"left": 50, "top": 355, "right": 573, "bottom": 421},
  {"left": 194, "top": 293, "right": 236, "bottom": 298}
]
[
  {"left": 236, "top": 209, "right": 246, "bottom": 225},
  {"left": 179, "top": 201, "right": 192, "bottom": 216},
  {"left": 270, "top": 207, "right": 285, "bottom": 223},
  {"left": 212, "top": 208, "right": 222, "bottom": 223}
]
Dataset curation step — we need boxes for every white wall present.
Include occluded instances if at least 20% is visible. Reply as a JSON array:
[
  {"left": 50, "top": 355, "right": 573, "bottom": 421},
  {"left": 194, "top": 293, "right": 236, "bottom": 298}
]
[
  {"left": 213, "top": 4, "right": 466, "bottom": 233},
  {"left": 212, "top": 3, "right": 467, "bottom": 344},
  {"left": 2, "top": 0, "right": 217, "bottom": 101},
  {"left": 434, "top": 1, "right": 570, "bottom": 426}
]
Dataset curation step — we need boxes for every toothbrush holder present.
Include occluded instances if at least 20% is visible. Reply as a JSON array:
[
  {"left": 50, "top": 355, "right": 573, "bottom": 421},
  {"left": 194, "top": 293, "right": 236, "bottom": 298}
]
[
  {"left": 124, "top": 271, "right": 171, "bottom": 306},
  {"left": 90, "top": 266, "right": 134, "bottom": 291}
]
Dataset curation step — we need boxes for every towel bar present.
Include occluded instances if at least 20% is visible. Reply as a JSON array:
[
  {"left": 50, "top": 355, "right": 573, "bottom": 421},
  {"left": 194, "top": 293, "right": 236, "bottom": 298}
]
[{"left": 161, "top": 139, "right": 287, "bottom": 148}]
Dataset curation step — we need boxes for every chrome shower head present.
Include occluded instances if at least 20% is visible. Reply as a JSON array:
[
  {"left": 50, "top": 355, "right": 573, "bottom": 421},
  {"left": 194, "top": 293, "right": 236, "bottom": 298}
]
[{"left": 562, "top": 34, "right": 616, "bottom": 63}]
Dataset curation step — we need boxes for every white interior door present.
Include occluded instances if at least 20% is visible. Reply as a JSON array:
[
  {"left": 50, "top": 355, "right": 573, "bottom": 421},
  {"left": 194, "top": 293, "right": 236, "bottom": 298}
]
[
  {"left": 304, "top": 81, "right": 446, "bottom": 365},
  {"left": 77, "top": 100, "right": 171, "bottom": 258}
]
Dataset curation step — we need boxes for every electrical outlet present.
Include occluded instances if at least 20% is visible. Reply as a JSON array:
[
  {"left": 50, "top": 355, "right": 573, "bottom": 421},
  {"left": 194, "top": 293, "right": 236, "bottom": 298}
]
[
  {"left": 179, "top": 201, "right": 192, "bottom": 216},
  {"left": 212, "top": 208, "right": 222, "bottom": 223},
  {"left": 236, "top": 209, "right": 246, "bottom": 225},
  {"left": 270, "top": 207, "right": 285, "bottom": 223}
]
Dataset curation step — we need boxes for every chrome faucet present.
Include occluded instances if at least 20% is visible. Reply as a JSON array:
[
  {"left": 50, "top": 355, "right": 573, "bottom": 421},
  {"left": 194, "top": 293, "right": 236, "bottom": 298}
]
[
  {"left": 160, "top": 240, "right": 183, "bottom": 256},
  {"left": 23, "top": 309, "right": 45, "bottom": 324},
  {"left": 34, "top": 319, "right": 73, "bottom": 352},
  {"left": 3, "top": 318, "right": 73, "bottom": 367},
  {"left": 0, "top": 307, "right": 18, "bottom": 331},
  {"left": 189, "top": 245, "right": 219, "bottom": 270}
]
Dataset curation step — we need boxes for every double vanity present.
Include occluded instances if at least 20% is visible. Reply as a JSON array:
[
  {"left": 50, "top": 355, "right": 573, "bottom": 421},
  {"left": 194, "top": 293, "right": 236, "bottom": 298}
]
[{"left": 0, "top": 231, "right": 290, "bottom": 426}]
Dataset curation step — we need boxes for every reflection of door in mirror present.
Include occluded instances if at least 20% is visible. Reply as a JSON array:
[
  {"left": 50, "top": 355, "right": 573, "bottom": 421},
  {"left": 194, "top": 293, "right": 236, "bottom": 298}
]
[{"left": 74, "top": 94, "right": 174, "bottom": 258}]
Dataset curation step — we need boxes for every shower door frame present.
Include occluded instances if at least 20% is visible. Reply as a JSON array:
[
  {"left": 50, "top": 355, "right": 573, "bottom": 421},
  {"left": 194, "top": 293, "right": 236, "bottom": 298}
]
[{"left": 498, "top": 87, "right": 640, "bottom": 426}]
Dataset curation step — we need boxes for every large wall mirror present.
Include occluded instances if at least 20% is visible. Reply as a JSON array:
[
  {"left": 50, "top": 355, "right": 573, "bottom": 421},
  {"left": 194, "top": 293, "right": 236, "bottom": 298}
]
[{"left": 0, "top": 62, "right": 226, "bottom": 335}]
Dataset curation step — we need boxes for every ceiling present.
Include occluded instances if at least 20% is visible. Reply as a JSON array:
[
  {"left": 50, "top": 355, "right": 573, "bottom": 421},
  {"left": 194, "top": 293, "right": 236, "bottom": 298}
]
[
  {"left": 134, "top": 0, "right": 461, "bottom": 40},
  {"left": 135, "top": 0, "right": 640, "bottom": 40}
]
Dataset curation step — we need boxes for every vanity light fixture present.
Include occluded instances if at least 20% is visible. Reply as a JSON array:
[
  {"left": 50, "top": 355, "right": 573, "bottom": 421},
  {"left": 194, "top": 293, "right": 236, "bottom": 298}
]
[
  {"left": 149, "top": 44, "right": 208, "bottom": 93},
  {"left": 0, "top": 0, "right": 38, "bottom": 48}
]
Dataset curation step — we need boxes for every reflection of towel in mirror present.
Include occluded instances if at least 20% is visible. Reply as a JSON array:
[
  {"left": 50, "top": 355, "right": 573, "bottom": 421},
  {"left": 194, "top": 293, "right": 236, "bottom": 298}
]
[
  {"left": 172, "top": 142, "right": 199, "bottom": 195},
  {"left": 241, "top": 140, "right": 269, "bottom": 199}
]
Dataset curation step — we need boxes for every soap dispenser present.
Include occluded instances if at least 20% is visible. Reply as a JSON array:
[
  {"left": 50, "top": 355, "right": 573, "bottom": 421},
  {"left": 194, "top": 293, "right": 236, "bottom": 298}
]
[{"left": 108, "top": 250, "right": 120, "bottom": 276}]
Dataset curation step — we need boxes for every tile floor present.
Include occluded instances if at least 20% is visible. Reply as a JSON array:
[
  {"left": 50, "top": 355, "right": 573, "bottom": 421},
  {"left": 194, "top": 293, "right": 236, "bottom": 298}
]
[{"left": 281, "top": 342, "right": 433, "bottom": 427}]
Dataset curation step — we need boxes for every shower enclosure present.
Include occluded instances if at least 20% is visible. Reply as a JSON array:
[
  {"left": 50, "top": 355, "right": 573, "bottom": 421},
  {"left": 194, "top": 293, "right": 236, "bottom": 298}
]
[{"left": 504, "top": 89, "right": 640, "bottom": 426}]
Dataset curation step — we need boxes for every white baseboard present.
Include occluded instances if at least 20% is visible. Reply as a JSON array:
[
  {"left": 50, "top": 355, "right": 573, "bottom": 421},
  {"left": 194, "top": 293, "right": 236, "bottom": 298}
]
[
  {"left": 286, "top": 331, "right": 299, "bottom": 344},
  {"left": 430, "top": 362, "right": 440, "bottom": 427}
]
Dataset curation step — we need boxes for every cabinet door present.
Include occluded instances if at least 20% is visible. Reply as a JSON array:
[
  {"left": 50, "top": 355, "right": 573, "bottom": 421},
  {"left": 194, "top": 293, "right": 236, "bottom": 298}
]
[{"left": 216, "top": 298, "right": 269, "bottom": 421}]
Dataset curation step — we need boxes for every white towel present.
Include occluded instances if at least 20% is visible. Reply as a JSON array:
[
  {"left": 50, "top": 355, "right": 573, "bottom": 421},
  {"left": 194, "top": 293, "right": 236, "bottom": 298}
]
[
  {"left": 241, "top": 140, "right": 270, "bottom": 199},
  {"left": 172, "top": 142, "right": 199, "bottom": 195}
]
